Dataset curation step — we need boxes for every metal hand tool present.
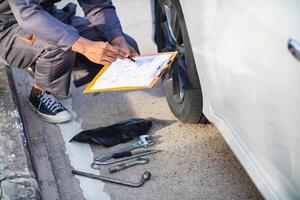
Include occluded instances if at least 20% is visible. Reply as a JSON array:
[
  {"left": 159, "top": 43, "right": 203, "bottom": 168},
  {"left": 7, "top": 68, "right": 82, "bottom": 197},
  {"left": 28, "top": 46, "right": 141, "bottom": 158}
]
[
  {"left": 91, "top": 150, "right": 162, "bottom": 168},
  {"left": 72, "top": 170, "right": 151, "bottom": 187},
  {"left": 94, "top": 135, "right": 155, "bottom": 162},
  {"left": 109, "top": 157, "right": 149, "bottom": 173}
]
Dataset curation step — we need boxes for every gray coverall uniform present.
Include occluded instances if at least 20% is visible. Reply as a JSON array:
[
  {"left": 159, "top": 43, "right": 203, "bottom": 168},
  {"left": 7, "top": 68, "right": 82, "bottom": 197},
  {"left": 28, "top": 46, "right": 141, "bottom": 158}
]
[{"left": 0, "top": 0, "right": 138, "bottom": 96}]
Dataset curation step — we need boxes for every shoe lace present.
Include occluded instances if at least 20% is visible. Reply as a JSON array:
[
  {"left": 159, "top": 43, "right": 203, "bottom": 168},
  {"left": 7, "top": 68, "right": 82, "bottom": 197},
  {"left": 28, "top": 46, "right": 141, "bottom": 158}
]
[{"left": 38, "top": 91, "right": 64, "bottom": 113}]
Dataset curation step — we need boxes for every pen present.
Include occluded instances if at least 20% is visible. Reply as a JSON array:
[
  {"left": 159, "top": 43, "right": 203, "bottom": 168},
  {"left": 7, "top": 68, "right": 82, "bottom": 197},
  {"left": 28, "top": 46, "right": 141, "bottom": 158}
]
[{"left": 127, "top": 56, "right": 137, "bottom": 63}]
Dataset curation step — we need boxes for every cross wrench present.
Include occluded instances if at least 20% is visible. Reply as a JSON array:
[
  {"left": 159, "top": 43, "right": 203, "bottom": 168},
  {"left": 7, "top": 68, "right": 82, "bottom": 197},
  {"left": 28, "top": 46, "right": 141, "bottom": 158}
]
[
  {"left": 72, "top": 170, "right": 151, "bottom": 187},
  {"left": 109, "top": 157, "right": 149, "bottom": 173},
  {"left": 94, "top": 135, "right": 155, "bottom": 162}
]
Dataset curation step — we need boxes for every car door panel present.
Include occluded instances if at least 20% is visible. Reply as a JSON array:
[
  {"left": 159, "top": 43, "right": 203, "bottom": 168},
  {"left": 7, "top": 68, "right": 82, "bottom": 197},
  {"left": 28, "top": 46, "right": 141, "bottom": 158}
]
[{"left": 178, "top": 0, "right": 300, "bottom": 199}]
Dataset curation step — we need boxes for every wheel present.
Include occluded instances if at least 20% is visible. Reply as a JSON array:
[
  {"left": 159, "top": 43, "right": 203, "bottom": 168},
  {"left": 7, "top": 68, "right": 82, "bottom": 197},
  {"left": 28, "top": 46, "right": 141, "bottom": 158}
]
[{"left": 155, "top": 0, "right": 207, "bottom": 124}]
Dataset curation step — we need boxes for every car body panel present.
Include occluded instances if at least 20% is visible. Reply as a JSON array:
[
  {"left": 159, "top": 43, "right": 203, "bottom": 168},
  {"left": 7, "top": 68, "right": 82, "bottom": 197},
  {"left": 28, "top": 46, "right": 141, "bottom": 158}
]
[{"left": 152, "top": 0, "right": 300, "bottom": 199}]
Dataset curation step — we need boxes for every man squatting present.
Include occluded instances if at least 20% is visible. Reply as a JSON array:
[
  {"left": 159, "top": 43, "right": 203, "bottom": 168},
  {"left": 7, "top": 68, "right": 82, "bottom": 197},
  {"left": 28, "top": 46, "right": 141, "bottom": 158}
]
[{"left": 0, "top": 0, "right": 139, "bottom": 123}]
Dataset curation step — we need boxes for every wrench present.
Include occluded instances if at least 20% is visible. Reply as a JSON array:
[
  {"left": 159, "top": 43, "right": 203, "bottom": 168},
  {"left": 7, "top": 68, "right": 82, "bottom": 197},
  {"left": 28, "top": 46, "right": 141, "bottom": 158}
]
[
  {"left": 94, "top": 135, "right": 155, "bottom": 162},
  {"left": 72, "top": 170, "right": 151, "bottom": 187},
  {"left": 91, "top": 150, "right": 162, "bottom": 169},
  {"left": 109, "top": 157, "right": 149, "bottom": 173}
]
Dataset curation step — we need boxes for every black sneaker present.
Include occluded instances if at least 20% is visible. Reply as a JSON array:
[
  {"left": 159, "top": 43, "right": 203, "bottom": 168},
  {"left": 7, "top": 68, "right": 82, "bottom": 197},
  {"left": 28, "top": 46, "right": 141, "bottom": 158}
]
[{"left": 29, "top": 90, "right": 72, "bottom": 123}]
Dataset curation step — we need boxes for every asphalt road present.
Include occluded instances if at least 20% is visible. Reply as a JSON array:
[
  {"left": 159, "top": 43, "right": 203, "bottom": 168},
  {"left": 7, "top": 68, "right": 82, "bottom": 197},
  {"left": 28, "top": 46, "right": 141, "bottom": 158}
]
[{"left": 12, "top": 0, "right": 263, "bottom": 199}]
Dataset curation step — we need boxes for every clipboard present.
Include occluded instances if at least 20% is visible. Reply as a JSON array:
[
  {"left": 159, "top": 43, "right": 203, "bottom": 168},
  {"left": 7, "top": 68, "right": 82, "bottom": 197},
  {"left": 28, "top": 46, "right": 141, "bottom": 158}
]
[{"left": 83, "top": 51, "right": 178, "bottom": 93}]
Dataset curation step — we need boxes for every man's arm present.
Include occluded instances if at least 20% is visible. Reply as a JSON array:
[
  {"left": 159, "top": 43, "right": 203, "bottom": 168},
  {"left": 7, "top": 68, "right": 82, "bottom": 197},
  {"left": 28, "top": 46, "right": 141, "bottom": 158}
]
[
  {"left": 77, "top": 0, "right": 139, "bottom": 56},
  {"left": 9, "top": 0, "right": 79, "bottom": 50},
  {"left": 9, "top": 0, "right": 127, "bottom": 65},
  {"left": 77, "top": 0, "right": 123, "bottom": 42}
]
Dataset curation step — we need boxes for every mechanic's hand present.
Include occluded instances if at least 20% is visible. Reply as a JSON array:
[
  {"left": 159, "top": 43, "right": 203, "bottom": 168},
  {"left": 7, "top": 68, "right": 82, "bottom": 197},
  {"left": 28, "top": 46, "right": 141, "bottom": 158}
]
[
  {"left": 111, "top": 36, "right": 139, "bottom": 57},
  {"left": 71, "top": 37, "right": 128, "bottom": 66}
]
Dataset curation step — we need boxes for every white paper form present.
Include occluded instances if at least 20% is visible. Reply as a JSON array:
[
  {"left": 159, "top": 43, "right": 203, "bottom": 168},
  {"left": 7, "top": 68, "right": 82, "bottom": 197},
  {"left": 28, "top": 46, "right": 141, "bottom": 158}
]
[{"left": 90, "top": 53, "right": 173, "bottom": 91}]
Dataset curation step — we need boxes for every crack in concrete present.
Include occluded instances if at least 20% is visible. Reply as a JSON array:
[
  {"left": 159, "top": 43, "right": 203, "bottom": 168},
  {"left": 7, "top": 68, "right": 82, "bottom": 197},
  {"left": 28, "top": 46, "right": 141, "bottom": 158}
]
[
  {"left": 0, "top": 174, "right": 6, "bottom": 182},
  {"left": 2, "top": 174, "right": 33, "bottom": 181},
  {"left": 0, "top": 174, "right": 5, "bottom": 199},
  {"left": 0, "top": 175, "right": 39, "bottom": 200},
  {"left": 0, "top": 182, "right": 3, "bottom": 199}
]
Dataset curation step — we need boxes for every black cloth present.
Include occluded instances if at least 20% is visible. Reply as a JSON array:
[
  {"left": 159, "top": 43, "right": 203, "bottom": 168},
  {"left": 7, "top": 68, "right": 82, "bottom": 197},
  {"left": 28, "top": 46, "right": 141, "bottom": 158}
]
[{"left": 70, "top": 119, "right": 153, "bottom": 147}]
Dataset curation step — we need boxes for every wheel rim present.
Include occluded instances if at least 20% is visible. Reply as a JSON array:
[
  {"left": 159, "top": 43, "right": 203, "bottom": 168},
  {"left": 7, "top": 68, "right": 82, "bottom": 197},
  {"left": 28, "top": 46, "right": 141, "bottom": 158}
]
[{"left": 160, "top": 1, "right": 186, "bottom": 103}]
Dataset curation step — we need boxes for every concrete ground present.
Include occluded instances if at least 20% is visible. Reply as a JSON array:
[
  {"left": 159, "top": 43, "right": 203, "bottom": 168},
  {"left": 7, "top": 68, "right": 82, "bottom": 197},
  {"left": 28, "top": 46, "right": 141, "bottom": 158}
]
[
  {"left": 11, "top": 0, "right": 263, "bottom": 199},
  {"left": 0, "top": 65, "right": 40, "bottom": 199}
]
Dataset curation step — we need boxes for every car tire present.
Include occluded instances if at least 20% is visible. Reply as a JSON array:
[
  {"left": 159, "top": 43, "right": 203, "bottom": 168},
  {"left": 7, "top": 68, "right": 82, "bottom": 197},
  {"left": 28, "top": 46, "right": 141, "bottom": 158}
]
[{"left": 155, "top": 0, "right": 207, "bottom": 124}]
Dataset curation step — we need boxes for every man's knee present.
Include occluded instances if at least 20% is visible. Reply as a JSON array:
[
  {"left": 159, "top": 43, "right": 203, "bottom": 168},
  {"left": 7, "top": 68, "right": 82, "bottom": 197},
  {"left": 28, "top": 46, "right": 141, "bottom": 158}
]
[
  {"left": 36, "top": 42, "right": 76, "bottom": 74},
  {"left": 37, "top": 40, "right": 76, "bottom": 62},
  {"left": 34, "top": 44, "right": 76, "bottom": 94},
  {"left": 36, "top": 46, "right": 76, "bottom": 76}
]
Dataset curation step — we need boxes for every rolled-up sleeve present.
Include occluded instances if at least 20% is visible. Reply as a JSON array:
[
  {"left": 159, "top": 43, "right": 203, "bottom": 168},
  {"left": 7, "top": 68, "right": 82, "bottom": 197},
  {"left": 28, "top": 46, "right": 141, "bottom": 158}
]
[
  {"left": 9, "top": 0, "right": 79, "bottom": 50},
  {"left": 78, "top": 0, "right": 123, "bottom": 42}
]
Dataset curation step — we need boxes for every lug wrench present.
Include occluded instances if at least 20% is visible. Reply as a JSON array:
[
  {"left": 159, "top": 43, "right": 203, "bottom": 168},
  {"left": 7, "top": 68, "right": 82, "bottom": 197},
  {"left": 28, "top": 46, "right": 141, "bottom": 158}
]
[
  {"left": 109, "top": 157, "right": 149, "bottom": 173},
  {"left": 72, "top": 170, "right": 151, "bottom": 187}
]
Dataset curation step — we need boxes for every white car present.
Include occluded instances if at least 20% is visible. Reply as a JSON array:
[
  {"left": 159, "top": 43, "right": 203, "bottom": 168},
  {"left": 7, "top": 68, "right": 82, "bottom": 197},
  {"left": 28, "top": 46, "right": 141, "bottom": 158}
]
[{"left": 151, "top": 0, "right": 300, "bottom": 199}]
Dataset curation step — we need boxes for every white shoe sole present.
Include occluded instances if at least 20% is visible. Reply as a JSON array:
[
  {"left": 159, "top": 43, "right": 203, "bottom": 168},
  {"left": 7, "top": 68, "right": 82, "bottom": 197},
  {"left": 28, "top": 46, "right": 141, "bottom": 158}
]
[{"left": 28, "top": 101, "right": 72, "bottom": 124}]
